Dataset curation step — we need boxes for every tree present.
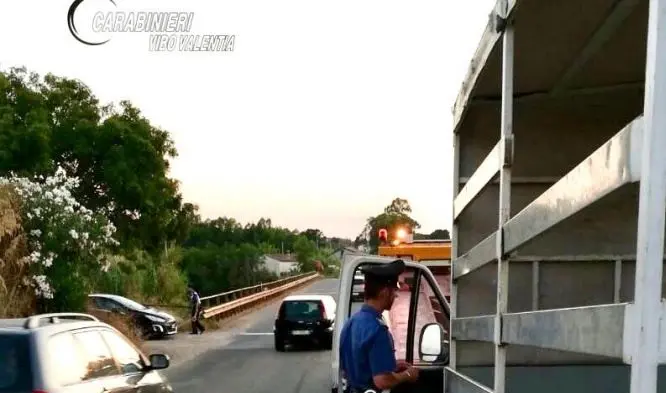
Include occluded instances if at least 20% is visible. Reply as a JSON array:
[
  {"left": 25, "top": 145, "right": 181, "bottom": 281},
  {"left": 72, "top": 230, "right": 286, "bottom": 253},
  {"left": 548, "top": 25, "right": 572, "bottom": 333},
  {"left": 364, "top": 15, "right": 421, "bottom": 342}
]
[
  {"left": 414, "top": 229, "right": 450, "bottom": 240},
  {"left": 359, "top": 198, "right": 421, "bottom": 253},
  {"left": 294, "top": 235, "right": 318, "bottom": 272},
  {"left": 167, "top": 203, "right": 200, "bottom": 246},
  {"left": 384, "top": 198, "right": 413, "bottom": 215},
  {"left": 0, "top": 67, "right": 186, "bottom": 253},
  {"left": 301, "top": 228, "right": 324, "bottom": 246}
]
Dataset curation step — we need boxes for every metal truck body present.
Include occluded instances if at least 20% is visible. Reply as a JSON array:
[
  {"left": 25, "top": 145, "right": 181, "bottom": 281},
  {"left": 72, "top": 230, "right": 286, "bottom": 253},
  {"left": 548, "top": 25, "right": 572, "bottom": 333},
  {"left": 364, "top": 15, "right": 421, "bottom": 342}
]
[{"left": 450, "top": 0, "right": 666, "bottom": 392}]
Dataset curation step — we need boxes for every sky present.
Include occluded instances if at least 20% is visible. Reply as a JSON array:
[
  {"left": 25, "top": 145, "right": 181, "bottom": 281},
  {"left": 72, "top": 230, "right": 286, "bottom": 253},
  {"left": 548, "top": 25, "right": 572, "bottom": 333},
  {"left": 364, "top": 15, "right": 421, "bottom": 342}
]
[{"left": 0, "top": 0, "right": 495, "bottom": 239}]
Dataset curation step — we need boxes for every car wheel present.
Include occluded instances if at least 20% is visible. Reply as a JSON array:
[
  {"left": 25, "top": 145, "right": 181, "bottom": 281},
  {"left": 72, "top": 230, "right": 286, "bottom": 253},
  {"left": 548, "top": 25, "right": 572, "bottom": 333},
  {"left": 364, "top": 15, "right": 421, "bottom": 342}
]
[
  {"left": 323, "top": 334, "right": 333, "bottom": 350},
  {"left": 275, "top": 335, "right": 286, "bottom": 352}
]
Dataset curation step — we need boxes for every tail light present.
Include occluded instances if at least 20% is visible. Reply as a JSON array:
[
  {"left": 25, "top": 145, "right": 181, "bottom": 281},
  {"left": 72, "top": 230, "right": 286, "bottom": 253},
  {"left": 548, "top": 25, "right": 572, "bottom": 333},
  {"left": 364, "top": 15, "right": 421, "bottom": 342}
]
[{"left": 318, "top": 302, "right": 328, "bottom": 319}]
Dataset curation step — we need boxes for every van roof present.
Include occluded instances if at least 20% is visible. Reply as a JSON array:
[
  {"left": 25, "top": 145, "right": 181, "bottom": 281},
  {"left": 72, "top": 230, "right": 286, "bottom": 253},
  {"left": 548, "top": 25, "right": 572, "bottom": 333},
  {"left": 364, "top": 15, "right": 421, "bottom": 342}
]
[{"left": 0, "top": 313, "right": 107, "bottom": 334}]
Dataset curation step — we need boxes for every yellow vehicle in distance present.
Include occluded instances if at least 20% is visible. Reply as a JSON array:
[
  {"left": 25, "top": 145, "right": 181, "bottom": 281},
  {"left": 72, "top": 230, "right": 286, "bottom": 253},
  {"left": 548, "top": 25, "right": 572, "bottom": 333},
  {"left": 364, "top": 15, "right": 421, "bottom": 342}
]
[{"left": 377, "top": 227, "right": 451, "bottom": 301}]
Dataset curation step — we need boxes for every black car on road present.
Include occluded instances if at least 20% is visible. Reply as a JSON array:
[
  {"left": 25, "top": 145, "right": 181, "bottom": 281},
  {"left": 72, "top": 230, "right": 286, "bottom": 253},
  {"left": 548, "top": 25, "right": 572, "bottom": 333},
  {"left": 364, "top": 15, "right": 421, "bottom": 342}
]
[
  {"left": 273, "top": 294, "right": 336, "bottom": 351},
  {"left": 88, "top": 293, "right": 179, "bottom": 339}
]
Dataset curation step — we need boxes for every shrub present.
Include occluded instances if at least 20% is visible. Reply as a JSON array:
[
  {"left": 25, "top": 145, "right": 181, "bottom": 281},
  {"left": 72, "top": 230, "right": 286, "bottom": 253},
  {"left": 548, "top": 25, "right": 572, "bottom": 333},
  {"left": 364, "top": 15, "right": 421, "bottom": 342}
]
[
  {"left": 0, "top": 185, "right": 33, "bottom": 317},
  {"left": 93, "top": 247, "right": 188, "bottom": 308},
  {"left": 0, "top": 167, "right": 120, "bottom": 312}
]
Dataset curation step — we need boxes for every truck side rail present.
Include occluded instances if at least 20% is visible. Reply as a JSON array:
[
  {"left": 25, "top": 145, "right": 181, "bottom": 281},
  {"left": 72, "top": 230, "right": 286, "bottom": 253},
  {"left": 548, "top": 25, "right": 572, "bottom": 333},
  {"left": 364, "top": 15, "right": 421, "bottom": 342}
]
[{"left": 445, "top": 367, "right": 493, "bottom": 393}]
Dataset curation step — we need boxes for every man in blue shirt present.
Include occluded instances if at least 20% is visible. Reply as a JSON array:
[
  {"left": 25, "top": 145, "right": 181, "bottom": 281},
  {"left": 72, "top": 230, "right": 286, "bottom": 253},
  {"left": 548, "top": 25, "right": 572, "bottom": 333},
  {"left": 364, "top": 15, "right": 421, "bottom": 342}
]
[
  {"left": 339, "top": 259, "right": 419, "bottom": 392},
  {"left": 188, "top": 286, "right": 206, "bottom": 335}
]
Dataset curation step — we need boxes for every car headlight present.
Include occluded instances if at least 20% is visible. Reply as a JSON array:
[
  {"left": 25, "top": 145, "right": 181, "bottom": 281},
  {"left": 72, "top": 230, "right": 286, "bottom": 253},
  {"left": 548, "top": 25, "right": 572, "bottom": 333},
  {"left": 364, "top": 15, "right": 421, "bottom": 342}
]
[{"left": 146, "top": 315, "right": 167, "bottom": 323}]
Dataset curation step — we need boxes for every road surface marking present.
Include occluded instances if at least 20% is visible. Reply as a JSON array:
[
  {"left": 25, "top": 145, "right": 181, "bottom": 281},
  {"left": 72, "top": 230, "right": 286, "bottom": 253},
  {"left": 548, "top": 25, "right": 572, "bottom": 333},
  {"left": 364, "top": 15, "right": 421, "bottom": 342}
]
[{"left": 239, "top": 332, "right": 274, "bottom": 336}]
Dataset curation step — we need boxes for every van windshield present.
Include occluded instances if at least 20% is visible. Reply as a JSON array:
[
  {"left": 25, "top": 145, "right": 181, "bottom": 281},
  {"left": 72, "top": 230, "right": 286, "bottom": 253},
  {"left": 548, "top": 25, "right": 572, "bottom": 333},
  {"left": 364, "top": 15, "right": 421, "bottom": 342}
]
[
  {"left": 0, "top": 334, "right": 33, "bottom": 392},
  {"left": 282, "top": 301, "right": 322, "bottom": 320}
]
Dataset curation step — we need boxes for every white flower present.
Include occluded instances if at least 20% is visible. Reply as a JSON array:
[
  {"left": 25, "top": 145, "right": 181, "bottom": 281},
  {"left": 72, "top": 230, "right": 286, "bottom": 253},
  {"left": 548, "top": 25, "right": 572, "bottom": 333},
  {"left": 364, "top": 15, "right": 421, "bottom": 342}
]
[
  {"left": 29, "top": 251, "right": 41, "bottom": 264},
  {"left": 1, "top": 166, "right": 120, "bottom": 296},
  {"left": 42, "top": 255, "right": 54, "bottom": 268},
  {"left": 31, "top": 275, "right": 54, "bottom": 299}
]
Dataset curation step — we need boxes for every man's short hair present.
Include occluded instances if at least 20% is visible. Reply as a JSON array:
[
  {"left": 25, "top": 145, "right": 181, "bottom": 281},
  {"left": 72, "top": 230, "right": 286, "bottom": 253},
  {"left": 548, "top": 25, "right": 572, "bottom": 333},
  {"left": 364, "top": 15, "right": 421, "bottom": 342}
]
[
  {"left": 363, "top": 273, "right": 399, "bottom": 299},
  {"left": 364, "top": 277, "right": 391, "bottom": 299}
]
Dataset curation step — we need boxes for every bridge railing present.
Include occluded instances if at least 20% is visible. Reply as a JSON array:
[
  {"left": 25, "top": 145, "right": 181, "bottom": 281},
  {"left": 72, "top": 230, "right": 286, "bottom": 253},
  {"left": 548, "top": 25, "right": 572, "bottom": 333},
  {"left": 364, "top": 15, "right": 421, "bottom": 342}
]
[{"left": 200, "top": 272, "right": 320, "bottom": 319}]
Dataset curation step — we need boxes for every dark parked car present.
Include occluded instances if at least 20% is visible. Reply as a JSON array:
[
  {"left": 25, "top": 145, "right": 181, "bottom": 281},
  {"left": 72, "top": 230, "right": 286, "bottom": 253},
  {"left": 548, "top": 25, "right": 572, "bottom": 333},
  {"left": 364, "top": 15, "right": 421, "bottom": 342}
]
[
  {"left": 273, "top": 294, "right": 336, "bottom": 351},
  {"left": 0, "top": 312, "right": 173, "bottom": 393},
  {"left": 88, "top": 293, "right": 178, "bottom": 339}
]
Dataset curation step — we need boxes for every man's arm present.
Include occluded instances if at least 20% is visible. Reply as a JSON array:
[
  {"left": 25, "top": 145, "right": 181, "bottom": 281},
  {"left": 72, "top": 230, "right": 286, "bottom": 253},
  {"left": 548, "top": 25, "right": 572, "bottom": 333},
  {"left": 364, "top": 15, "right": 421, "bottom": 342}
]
[{"left": 368, "top": 329, "right": 418, "bottom": 390}]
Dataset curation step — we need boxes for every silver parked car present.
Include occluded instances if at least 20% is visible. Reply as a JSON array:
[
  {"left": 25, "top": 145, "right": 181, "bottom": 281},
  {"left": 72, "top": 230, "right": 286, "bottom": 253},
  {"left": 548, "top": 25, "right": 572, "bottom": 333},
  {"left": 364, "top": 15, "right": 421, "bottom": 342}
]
[{"left": 0, "top": 312, "right": 173, "bottom": 393}]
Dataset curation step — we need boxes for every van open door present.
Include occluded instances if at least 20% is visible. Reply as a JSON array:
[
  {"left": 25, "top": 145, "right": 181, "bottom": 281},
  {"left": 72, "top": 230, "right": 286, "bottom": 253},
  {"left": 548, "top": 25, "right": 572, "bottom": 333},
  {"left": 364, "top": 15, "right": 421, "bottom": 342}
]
[{"left": 331, "top": 256, "right": 450, "bottom": 393}]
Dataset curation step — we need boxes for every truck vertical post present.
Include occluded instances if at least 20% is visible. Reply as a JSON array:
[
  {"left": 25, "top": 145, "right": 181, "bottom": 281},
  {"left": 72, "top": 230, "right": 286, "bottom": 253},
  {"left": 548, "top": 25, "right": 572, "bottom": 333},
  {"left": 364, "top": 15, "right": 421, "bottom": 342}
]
[
  {"left": 494, "top": 0, "right": 514, "bottom": 392},
  {"left": 630, "top": 1, "right": 666, "bottom": 392},
  {"left": 450, "top": 132, "right": 460, "bottom": 375}
]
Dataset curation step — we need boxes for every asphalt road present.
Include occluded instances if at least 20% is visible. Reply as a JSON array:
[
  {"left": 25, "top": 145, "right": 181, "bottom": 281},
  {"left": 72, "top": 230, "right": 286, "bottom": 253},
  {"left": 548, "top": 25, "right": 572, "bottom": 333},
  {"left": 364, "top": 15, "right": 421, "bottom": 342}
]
[{"left": 160, "top": 278, "right": 364, "bottom": 393}]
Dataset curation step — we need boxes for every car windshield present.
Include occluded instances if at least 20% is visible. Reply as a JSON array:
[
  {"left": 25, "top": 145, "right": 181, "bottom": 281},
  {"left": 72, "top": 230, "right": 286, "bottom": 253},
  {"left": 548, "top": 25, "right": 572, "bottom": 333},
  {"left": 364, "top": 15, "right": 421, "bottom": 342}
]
[
  {"left": 283, "top": 301, "right": 322, "bottom": 320},
  {"left": 0, "top": 334, "right": 32, "bottom": 392},
  {"left": 112, "top": 296, "right": 147, "bottom": 310}
]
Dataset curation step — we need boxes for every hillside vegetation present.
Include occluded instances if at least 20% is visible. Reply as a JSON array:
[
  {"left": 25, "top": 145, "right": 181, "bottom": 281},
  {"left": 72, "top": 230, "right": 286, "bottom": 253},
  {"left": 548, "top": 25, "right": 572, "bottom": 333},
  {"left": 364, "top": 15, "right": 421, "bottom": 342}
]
[{"left": 0, "top": 66, "right": 347, "bottom": 320}]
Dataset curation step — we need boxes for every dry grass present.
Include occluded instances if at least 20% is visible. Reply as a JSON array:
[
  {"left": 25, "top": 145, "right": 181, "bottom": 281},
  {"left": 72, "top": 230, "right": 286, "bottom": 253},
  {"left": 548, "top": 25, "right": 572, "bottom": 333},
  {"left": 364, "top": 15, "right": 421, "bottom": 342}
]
[
  {"left": 0, "top": 185, "right": 34, "bottom": 318},
  {"left": 86, "top": 307, "right": 145, "bottom": 350}
]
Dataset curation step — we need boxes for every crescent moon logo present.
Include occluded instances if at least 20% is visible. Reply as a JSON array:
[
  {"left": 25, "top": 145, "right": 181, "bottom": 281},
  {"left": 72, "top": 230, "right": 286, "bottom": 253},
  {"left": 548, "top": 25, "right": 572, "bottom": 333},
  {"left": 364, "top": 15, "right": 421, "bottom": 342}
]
[{"left": 67, "top": 0, "right": 116, "bottom": 46}]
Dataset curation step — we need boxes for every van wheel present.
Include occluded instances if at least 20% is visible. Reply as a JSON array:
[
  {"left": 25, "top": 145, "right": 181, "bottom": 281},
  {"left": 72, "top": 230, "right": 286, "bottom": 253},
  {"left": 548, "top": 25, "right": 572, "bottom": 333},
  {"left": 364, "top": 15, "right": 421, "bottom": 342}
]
[{"left": 275, "top": 335, "right": 286, "bottom": 352}]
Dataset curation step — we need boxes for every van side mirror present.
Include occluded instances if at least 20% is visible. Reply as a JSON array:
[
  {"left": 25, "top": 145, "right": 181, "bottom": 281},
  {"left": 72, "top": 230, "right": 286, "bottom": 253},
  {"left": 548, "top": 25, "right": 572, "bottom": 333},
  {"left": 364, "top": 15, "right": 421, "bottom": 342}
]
[
  {"left": 419, "top": 323, "right": 446, "bottom": 362},
  {"left": 148, "top": 353, "right": 170, "bottom": 370}
]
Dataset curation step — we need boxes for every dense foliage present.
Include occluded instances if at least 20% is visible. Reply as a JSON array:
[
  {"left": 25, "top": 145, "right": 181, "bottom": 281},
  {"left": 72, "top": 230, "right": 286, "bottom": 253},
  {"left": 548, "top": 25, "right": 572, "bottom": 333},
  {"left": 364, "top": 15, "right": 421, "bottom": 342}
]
[{"left": 0, "top": 67, "right": 350, "bottom": 315}]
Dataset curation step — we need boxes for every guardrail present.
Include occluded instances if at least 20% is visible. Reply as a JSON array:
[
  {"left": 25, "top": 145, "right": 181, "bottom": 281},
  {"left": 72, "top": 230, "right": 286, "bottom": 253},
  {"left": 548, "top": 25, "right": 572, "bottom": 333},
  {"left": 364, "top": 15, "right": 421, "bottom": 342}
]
[{"left": 201, "top": 272, "right": 320, "bottom": 320}]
